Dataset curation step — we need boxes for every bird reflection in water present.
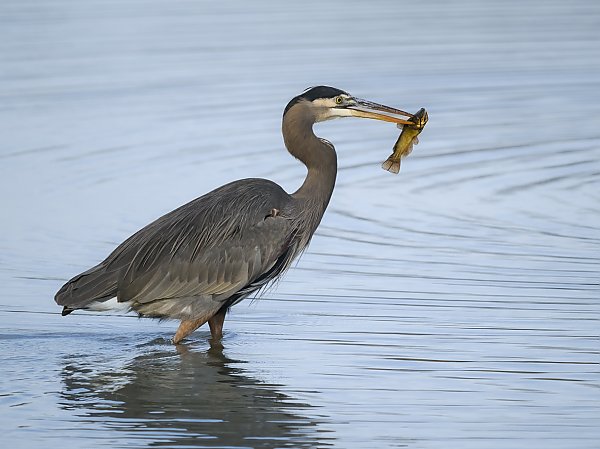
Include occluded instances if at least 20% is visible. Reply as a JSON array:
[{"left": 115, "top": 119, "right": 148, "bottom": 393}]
[{"left": 60, "top": 341, "right": 332, "bottom": 448}]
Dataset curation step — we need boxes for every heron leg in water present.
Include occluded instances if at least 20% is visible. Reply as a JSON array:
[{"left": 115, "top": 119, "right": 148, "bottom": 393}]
[
  {"left": 171, "top": 309, "right": 227, "bottom": 344},
  {"left": 172, "top": 318, "right": 207, "bottom": 344},
  {"left": 208, "top": 309, "right": 226, "bottom": 340}
]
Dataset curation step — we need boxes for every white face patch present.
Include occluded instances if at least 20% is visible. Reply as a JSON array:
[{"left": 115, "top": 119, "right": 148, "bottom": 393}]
[{"left": 312, "top": 95, "right": 354, "bottom": 122}]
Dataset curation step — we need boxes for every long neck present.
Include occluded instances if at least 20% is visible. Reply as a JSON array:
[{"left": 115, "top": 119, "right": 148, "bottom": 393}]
[{"left": 282, "top": 103, "right": 337, "bottom": 220}]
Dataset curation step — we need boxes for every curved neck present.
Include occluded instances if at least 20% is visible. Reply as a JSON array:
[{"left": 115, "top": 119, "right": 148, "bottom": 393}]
[{"left": 282, "top": 102, "right": 337, "bottom": 216}]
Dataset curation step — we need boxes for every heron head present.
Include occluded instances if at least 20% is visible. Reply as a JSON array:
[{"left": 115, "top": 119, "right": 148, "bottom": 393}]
[{"left": 284, "top": 86, "right": 415, "bottom": 125}]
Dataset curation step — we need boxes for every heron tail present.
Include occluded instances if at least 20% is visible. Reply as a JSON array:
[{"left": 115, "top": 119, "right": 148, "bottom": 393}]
[{"left": 55, "top": 262, "right": 119, "bottom": 314}]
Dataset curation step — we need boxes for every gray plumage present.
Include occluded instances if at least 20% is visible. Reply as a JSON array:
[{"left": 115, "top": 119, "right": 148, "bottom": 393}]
[
  {"left": 55, "top": 86, "right": 413, "bottom": 342},
  {"left": 56, "top": 179, "right": 304, "bottom": 319}
]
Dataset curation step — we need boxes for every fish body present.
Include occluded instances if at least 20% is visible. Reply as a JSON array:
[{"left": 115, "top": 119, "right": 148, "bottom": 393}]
[{"left": 381, "top": 108, "right": 428, "bottom": 174}]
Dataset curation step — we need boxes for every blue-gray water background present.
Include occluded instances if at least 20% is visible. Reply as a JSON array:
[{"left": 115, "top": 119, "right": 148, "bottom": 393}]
[{"left": 1, "top": 1, "right": 599, "bottom": 448}]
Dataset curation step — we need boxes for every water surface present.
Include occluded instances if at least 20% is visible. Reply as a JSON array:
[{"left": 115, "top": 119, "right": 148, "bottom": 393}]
[{"left": 1, "top": 0, "right": 599, "bottom": 448}]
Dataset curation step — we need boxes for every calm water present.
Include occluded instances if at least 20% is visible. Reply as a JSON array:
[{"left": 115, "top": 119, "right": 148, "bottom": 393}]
[{"left": 1, "top": 0, "right": 599, "bottom": 448}]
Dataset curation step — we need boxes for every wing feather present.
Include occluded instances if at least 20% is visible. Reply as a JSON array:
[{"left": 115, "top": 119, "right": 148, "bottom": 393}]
[
  {"left": 119, "top": 217, "right": 289, "bottom": 305},
  {"left": 56, "top": 178, "right": 297, "bottom": 319},
  {"left": 111, "top": 180, "right": 293, "bottom": 312}
]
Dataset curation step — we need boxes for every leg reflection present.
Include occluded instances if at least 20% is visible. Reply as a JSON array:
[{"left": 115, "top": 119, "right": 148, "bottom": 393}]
[{"left": 60, "top": 339, "right": 333, "bottom": 448}]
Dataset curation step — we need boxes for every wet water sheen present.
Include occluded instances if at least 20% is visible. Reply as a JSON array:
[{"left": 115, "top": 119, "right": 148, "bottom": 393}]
[{"left": 1, "top": 0, "right": 599, "bottom": 448}]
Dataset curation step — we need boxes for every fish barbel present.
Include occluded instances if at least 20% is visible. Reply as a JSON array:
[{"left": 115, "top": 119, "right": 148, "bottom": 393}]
[{"left": 381, "top": 108, "right": 428, "bottom": 174}]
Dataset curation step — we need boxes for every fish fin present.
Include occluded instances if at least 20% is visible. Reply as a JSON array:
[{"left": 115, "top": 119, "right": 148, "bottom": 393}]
[
  {"left": 413, "top": 136, "right": 419, "bottom": 145},
  {"left": 381, "top": 157, "right": 400, "bottom": 174},
  {"left": 396, "top": 124, "right": 403, "bottom": 130}
]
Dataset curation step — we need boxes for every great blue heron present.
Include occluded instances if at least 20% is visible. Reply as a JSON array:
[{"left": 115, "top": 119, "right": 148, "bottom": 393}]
[{"left": 55, "top": 86, "right": 414, "bottom": 344}]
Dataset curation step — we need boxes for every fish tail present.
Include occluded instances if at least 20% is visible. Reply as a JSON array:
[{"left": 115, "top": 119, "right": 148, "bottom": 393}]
[{"left": 381, "top": 157, "right": 400, "bottom": 174}]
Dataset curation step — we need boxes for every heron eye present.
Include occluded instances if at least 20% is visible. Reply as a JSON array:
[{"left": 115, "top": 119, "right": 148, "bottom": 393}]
[{"left": 335, "top": 96, "right": 343, "bottom": 105}]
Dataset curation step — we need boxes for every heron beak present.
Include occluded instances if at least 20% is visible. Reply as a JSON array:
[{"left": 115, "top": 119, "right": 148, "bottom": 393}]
[{"left": 347, "top": 98, "right": 415, "bottom": 126}]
